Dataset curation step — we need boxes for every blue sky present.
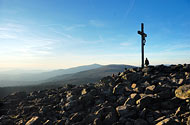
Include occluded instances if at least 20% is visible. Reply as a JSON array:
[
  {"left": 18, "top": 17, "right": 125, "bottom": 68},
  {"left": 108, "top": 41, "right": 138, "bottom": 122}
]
[{"left": 0, "top": 0, "right": 190, "bottom": 70}]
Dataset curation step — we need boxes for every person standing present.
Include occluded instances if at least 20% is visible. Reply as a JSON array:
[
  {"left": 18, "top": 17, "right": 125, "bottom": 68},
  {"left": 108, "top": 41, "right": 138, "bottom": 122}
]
[{"left": 145, "top": 58, "right": 149, "bottom": 67}]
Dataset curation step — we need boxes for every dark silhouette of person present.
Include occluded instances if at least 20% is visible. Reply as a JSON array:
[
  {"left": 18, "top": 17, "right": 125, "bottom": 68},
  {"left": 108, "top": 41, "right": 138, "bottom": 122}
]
[{"left": 145, "top": 58, "right": 149, "bottom": 67}]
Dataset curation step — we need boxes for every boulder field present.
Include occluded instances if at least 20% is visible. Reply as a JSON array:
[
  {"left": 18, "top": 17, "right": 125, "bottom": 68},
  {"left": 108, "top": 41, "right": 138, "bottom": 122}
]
[{"left": 0, "top": 64, "right": 190, "bottom": 125}]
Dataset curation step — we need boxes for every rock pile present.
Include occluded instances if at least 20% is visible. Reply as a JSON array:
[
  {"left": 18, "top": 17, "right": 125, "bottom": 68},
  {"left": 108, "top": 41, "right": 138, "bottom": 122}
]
[{"left": 0, "top": 64, "right": 190, "bottom": 125}]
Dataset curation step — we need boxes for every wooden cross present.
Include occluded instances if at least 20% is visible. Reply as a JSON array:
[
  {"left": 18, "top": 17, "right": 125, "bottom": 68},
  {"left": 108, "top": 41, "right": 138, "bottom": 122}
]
[{"left": 138, "top": 23, "right": 147, "bottom": 68}]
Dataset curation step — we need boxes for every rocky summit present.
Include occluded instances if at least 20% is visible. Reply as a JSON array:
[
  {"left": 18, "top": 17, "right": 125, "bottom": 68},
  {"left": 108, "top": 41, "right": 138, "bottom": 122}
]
[{"left": 0, "top": 64, "right": 190, "bottom": 125}]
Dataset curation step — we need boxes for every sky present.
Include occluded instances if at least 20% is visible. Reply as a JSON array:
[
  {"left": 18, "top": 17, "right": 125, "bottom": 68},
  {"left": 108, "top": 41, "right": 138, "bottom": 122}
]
[{"left": 0, "top": 0, "right": 190, "bottom": 70}]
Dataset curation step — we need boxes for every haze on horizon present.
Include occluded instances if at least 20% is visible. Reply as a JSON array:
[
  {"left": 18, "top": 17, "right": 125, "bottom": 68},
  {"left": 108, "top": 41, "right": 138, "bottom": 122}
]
[{"left": 0, "top": 0, "right": 190, "bottom": 70}]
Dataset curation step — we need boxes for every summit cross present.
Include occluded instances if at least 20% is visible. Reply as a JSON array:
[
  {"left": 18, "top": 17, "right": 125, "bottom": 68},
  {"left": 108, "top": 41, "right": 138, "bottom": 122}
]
[{"left": 138, "top": 23, "right": 147, "bottom": 68}]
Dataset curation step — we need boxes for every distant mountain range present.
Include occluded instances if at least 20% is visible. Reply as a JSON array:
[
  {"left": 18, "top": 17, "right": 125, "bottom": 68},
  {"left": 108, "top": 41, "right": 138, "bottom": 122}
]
[
  {"left": 42, "top": 64, "right": 135, "bottom": 85},
  {"left": 0, "top": 64, "right": 102, "bottom": 87},
  {"left": 0, "top": 64, "right": 135, "bottom": 98}
]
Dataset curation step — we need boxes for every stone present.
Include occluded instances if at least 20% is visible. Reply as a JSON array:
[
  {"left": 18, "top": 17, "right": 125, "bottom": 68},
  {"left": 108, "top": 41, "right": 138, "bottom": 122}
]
[
  {"left": 131, "top": 83, "right": 137, "bottom": 89},
  {"left": 126, "top": 73, "right": 143, "bottom": 83},
  {"left": 136, "top": 94, "right": 156, "bottom": 109},
  {"left": 178, "top": 79, "right": 184, "bottom": 85},
  {"left": 134, "top": 119, "right": 148, "bottom": 125},
  {"left": 140, "top": 81, "right": 150, "bottom": 88},
  {"left": 139, "top": 108, "right": 147, "bottom": 119},
  {"left": 103, "top": 112, "right": 117, "bottom": 124},
  {"left": 82, "top": 113, "right": 97, "bottom": 124},
  {"left": 43, "top": 120, "right": 53, "bottom": 125},
  {"left": 125, "top": 121, "right": 133, "bottom": 125},
  {"left": 22, "top": 105, "right": 39, "bottom": 115},
  {"left": 56, "top": 118, "right": 67, "bottom": 125},
  {"left": 1, "top": 64, "right": 190, "bottom": 124},
  {"left": 64, "top": 100, "right": 78, "bottom": 111},
  {"left": 25, "top": 116, "right": 41, "bottom": 125},
  {"left": 116, "top": 105, "right": 127, "bottom": 116},
  {"left": 100, "top": 76, "right": 115, "bottom": 85},
  {"left": 10, "top": 91, "right": 27, "bottom": 99},
  {"left": 175, "top": 107, "right": 182, "bottom": 116},
  {"left": 124, "top": 93, "right": 141, "bottom": 106},
  {"left": 117, "top": 96, "right": 127, "bottom": 106},
  {"left": 157, "top": 90, "right": 173, "bottom": 99},
  {"left": 79, "top": 93, "right": 94, "bottom": 107},
  {"left": 160, "top": 100, "right": 177, "bottom": 110},
  {"left": 89, "top": 89, "right": 98, "bottom": 96},
  {"left": 81, "top": 88, "right": 87, "bottom": 95},
  {"left": 70, "top": 113, "right": 83, "bottom": 123},
  {"left": 175, "top": 84, "right": 190, "bottom": 99},
  {"left": 93, "top": 118, "right": 103, "bottom": 125},
  {"left": 142, "top": 67, "right": 154, "bottom": 73},
  {"left": 145, "top": 85, "right": 155, "bottom": 94},
  {"left": 113, "top": 83, "right": 125, "bottom": 95},
  {"left": 66, "top": 95, "right": 77, "bottom": 102},
  {"left": 95, "top": 106, "right": 116, "bottom": 119},
  {"left": 0, "top": 117, "right": 14, "bottom": 125},
  {"left": 116, "top": 105, "right": 136, "bottom": 118},
  {"left": 133, "top": 86, "right": 144, "bottom": 93},
  {"left": 187, "top": 116, "right": 190, "bottom": 125},
  {"left": 156, "top": 117, "right": 180, "bottom": 125}
]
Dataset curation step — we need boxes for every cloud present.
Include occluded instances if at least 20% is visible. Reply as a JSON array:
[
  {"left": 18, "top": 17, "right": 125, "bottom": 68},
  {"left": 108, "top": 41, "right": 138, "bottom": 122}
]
[
  {"left": 0, "top": 23, "right": 26, "bottom": 39},
  {"left": 89, "top": 20, "right": 104, "bottom": 27},
  {"left": 0, "top": 22, "right": 58, "bottom": 58},
  {"left": 64, "top": 24, "right": 86, "bottom": 31},
  {"left": 0, "top": 33, "right": 18, "bottom": 39},
  {"left": 120, "top": 42, "right": 130, "bottom": 46},
  {"left": 0, "top": 23, "right": 25, "bottom": 32},
  {"left": 49, "top": 28, "right": 73, "bottom": 38},
  {"left": 41, "top": 24, "right": 85, "bottom": 31},
  {"left": 9, "top": 38, "right": 56, "bottom": 57},
  {"left": 123, "top": 0, "right": 136, "bottom": 19},
  {"left": 40, "top": 24, "right": 64, "bottom": 27}
]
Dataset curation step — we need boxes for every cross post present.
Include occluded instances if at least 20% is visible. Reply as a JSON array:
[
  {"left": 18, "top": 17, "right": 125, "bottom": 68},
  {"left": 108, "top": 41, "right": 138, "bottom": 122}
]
[{"left": 138, "top": 23, "right": 147, "bottom": 68}]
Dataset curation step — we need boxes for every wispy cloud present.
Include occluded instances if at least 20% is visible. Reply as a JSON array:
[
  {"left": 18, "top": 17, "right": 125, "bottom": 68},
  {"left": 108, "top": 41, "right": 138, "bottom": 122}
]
[
  {"left": 64, "top": 24, "right": 86, "bottom": 31},
  {"left": 49, "top": 28, "right": 73, "bottom": 38},
  {"left": 41, "top": 23, "right": 86, "bottom": 31},
  {"left": 0, "top": 23, "right": 25, "bottom": 32},
  {"left": 123, "top": 0, "right": 136, "bottom": 19},
  {"left": 0, "top": 22, "right": 58, "bottom": 58},
  {"left": 0, "top": 38, "right": 56, "bottom": 58},
  {"left": 0, "top": 33, "right": 18, "bottom": 39},
  {"left": 119, "top": 36, "right": 138, "bottom": 49},
  {"left": 120, "top": 42, "right": 130, "bottom": 46},
  {"left": 89, "top": 20, "right": 105, "bottom": 27},
  {"left": 0, "top": 23, "right": 26, "bottom": 39}
]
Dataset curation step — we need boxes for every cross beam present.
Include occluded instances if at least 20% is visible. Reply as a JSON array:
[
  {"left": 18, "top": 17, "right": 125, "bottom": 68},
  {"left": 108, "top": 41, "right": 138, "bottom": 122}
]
[{"left": 138, "top": 23, "right": 147, "bottom": 68}]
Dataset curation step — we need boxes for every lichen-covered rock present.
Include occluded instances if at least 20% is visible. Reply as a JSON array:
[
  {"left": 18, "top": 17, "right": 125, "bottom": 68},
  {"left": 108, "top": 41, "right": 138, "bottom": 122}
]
[{"left": 175, "top": 84, "right": 190, "bottom": 99}]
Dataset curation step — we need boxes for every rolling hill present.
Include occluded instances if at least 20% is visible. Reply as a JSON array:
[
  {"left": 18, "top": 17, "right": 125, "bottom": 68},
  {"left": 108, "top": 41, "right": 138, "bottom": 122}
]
[
  {"left": 41, "top": 64, "right": 135, "bottom": 85},
  {"left": 0, "top": 64, "right": 102, "bottom": 87},
  {"left": 0, "top": 64, "right": 134, "bottom": 98}
]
